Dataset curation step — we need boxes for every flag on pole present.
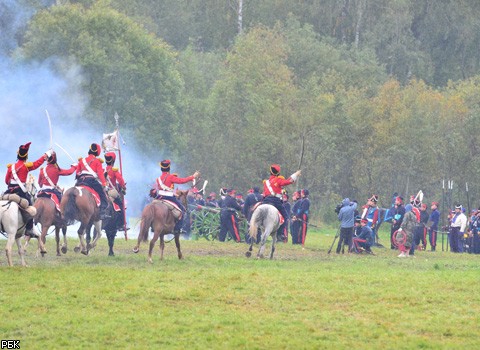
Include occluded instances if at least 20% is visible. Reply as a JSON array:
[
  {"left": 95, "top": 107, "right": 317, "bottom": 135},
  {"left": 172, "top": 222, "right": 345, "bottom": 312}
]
[{"left": 102, "top": 130, "right": 119, "bottom": 151}]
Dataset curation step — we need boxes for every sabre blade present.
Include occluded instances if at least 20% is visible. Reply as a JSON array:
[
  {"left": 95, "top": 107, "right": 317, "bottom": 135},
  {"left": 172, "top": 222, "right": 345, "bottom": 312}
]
[
  {"left": 201, "top": 180, "right": 208, "bottom": 193},
  {"left": 45, "top": 109, "right": 53, "bottom": 149},
  {"left": 54, "top": 142, "right": 75, "bottom": 162}
]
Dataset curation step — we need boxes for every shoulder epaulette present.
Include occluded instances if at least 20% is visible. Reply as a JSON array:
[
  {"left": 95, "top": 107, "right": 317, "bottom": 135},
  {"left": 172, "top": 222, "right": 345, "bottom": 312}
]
[
  {"left": 78, "top": 157, "right": 83, "bottom": 161},
  {"left": 6, "top": 163, "right": 12, "bottom": 168},
  {"left": 98, "top": 158, "right": 104, "bottom": 163},
  {"left": 278, "top": 175, "right": 285, "bottom": 180},
  {"left": 171, "top": 173, "right": 178, "bottom": 177},
  {"left": 25, "top": 162, "right": 33, "bottom": 167},
  {"left": 112, "top": 167, "right": 119, "bottom": 171},
  {"left": 262, "top": 179, "right": 266, "bottom": 183}
]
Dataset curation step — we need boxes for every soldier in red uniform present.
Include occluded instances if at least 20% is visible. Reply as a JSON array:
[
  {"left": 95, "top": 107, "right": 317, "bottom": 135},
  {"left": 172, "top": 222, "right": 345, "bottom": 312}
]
[
  {"left": 262, "top": 164, "right": 301, "bottom": 240},
  {"left": 152, "top": 159, "right": 199, "bottom": 233},
  {"left": 4, "top": 142, "right": 50, "bottom": 235},
  {"left": 103, "top": 152, "right": 127, "bottom": 255},
  {"left": 38, "top": 151, "right": 77, "bottom": 203},
  {"left": 75, "top": 143, "right": 109, "bottom": 219}
]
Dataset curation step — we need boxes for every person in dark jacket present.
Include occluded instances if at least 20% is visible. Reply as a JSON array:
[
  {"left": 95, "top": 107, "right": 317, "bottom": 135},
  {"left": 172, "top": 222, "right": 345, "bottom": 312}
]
[
  {"left": 290, "top": 191, "right": 302, "bottom": 244},
  {"left": 280, "top": 192, "right": 291, "bottom": 243},
  {"left": 298, "top": 189, "right": 310, "bottom": 246},
  {"left": 391, "top": 196, "right": 406, "bottom": 249},
  {"left": 336, "top": 198, "right": 358, "bottom": 253},
  {"left": 352, "top": 219, "right": 374, "bottom": 253},
  {"left": 219, "top": 189, "right": 243, "bottom": 242},
  {"left": 243, "top": 186, "right": 263, "bottom": 243},
  {"left": 428, "top": 201, "right": 440, "bottom": 251}
]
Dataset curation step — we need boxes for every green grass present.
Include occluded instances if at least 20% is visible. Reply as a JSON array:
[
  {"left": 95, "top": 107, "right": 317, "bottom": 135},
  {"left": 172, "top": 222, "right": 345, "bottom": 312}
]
[{"left": 1, "top": 228, "right": 480, "bottom": 349}]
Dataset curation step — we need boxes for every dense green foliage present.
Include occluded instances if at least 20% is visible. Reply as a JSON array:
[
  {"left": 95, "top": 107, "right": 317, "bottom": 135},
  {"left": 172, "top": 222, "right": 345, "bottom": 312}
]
[
  {"left": 6, "top": 0, "right": 480, "bottom": 221},
  {"left": 1, "top": 230, "right": 480, "bottom": 348}
]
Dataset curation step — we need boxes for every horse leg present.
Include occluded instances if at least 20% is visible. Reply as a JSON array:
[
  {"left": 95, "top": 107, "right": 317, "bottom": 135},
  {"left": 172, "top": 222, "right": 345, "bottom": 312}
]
[
  {"left": 5, "top": 233, "right": 16, "bottom": 267},
  {"left": 270, "top": 234, "right": 277, "bottom": 260},
  {"left": 159, "top": 235, "right": 165, "bottom": 261},
  {"left": 148, "top": 232, "right": 159, "bottom": 264},
  {"left": 85, "top": 225, "right": 91, "bottom": 248},
  {"left": 245, "top": 241, "right": 254, "bottom": 258},
  {"left": 77, "top": 224, "right": 88, "bottom": 255},
  {"left": 133, "top": 236, "right": 141, "bottom": 253},
  {"left": 89, "top": 221, "right": 103, "bottom": 250},
  {"left": 55, "top": 226, "right": 61, "bottom": 256},
  {"left": 38, "top": 225, "right": 48, "bottom": 257},
  {"left": 174, "top": 232, "right": 183, "bottom": 260},
  {"left": 16, "top": 236, "right": 27, "bottom": 267},
  {"left": 257, "top": 230, "right": 268, "bottom": 259},
  {"left": 23, "top": 235, "right": 31, "bottom": 251},
  {"left": 61, "top": 226, "right": 68, "bottom": 254},
  {"left": 106, "top": 229, "right": 116, "bottom": 256}
]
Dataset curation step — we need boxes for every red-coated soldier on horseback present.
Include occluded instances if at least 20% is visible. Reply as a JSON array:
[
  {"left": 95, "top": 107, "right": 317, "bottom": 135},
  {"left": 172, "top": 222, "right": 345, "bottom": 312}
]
[
  {"left": 151, "top": 159, "right": 199, "bottom": 234},
  {"left": 38, "top": 151, "right": 77, "bottom": 203},
  {"left": 4, "top": 142, "right": 50, "bottom": 236},
  {"left": 262, "top": 164, "right": 301, "bottom": 241},
  {"left": 75, "top": 143, "right": 109, "bottom": 220},
  {"left": 104, "top": 152, "right": 126, "bottom": 228},
  {"left": 103, "top": 152, "right": 127, "bottom": 256}
]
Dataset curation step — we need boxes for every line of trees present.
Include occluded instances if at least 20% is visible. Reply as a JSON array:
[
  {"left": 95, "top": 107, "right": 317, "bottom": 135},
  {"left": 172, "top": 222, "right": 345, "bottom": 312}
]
[{"left": 7, "top": 0, "right": 480, "bottom": 221}]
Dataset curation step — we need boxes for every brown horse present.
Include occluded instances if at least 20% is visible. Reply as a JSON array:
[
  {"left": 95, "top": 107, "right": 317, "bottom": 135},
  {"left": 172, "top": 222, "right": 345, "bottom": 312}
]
[
  {"left": 60, "top": 186, "right": 102, "bottom": 255},
  {"left": 34, "top": 197, "right": 68, "bottom": 256},
  {"left": 133, "top": 190, "right": 188, "bottom": 263}
]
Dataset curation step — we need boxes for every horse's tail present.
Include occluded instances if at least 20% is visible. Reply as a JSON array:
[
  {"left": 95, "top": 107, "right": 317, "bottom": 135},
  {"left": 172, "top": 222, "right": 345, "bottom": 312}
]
[
  {"left": 34, "top": 201, "right": 44, "bottom": 224},
  {"left": 138, "top": 204, "right": 155, "bottom": 243},
  {"left": 249, "top": 205, "right": 266, "bottom": 241},
  {"left": 63, "top": 189, "right": 78, "bottom": 225}
]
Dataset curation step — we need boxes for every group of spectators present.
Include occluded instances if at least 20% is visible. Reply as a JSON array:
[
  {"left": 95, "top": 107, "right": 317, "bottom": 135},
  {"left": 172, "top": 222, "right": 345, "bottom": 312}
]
[{"left": 336, "top": 192, "right": 480, "bottom": 256}]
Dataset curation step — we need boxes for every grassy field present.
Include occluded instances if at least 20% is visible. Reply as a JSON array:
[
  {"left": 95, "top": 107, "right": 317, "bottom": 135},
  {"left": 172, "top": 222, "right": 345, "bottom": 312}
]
[{"left": 1, "top": 227, "right": 479, "bottom": 349}]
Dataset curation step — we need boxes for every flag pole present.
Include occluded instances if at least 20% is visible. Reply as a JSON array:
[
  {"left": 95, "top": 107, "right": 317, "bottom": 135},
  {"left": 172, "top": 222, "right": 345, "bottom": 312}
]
[{"left": 114, "top": 112, "right": 128, "bottom": 240}]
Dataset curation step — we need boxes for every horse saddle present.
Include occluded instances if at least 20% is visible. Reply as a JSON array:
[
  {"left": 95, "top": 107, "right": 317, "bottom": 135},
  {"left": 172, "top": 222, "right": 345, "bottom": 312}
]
[
  {"left": 76, "top": 186, "right": 101, "bottom": 207},
  {"left": 1, "top": 193, "right": 36, "bottom": 218},
  {"left": 37, "top": 190, "right": 61, "bottom": 212},
  {"left": 153, "top": 199, "right": 182, "bottom": 220}
]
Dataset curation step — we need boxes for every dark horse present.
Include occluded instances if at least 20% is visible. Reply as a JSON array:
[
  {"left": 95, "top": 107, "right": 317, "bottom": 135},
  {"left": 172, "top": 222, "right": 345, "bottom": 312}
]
[
  {"left": 34, "top": 196, "right": 68, "bottom": 256},
  {"left": 101, "top": 196, "right": 125, "bottom": 256},
  {"left": 60, "top": 186, "right": 102, "bottom": 255},
  {"left": 133, "top": 190, "right": 188, "bottom": 264}
]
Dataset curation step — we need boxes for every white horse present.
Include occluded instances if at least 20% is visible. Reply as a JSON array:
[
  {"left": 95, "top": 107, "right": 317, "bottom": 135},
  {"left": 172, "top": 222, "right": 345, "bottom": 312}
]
[
  {"left": 245, "top": 204, "right": 281, "bottom": 259},
  {"left": 0, "top": 200, "right": 30, "bottom": 266}
]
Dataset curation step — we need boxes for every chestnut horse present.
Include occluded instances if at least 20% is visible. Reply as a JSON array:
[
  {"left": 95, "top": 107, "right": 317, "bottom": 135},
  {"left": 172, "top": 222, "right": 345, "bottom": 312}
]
[
  {"left": 133, "top": 190, "right": 188, "bottom": 263},
  {"left": 34, "top": 197, "right": 68, "bottom": 256},
  {"left": 60, "top": 186, "right": 102, "bottom": 255}
]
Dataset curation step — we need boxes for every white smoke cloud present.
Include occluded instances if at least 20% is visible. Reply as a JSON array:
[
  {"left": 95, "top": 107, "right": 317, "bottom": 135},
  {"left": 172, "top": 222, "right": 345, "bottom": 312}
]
[{"left": 0, "top": 0, "right": 184, "bottom": 218}]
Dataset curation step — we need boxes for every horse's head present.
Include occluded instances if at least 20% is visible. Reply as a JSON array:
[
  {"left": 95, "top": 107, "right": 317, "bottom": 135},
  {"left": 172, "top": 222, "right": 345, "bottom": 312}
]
[
  {"left": 175, "top": 190, "right": 189, "bottom": 207},
  {"left": 26, "top": 174, "right": 38, "bottom": 199}
]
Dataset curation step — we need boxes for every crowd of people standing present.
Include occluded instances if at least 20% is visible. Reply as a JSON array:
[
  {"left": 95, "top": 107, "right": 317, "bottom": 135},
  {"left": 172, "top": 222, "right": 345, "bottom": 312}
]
[{"left": 335, "top": 192, "right": 480, "bottom": 256}]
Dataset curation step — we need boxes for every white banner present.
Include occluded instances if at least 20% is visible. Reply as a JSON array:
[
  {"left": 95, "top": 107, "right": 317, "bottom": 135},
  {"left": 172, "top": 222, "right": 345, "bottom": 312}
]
[{"left": 102, "top": 130, "right": 119, "bottom": 151}]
